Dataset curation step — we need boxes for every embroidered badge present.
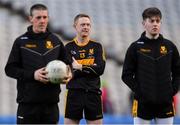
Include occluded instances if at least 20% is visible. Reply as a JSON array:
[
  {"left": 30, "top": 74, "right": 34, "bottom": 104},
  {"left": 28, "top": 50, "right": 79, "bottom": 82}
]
[
  {"left": 160, "top": 46, "right": 167, "bottom": 54},
  {"left": 46, "top": 41, "right": 53, "bottom": 49}
]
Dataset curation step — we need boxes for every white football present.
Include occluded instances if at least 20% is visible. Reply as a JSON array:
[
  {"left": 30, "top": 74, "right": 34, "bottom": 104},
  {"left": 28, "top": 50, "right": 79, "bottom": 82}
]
[{"left": 45, "top": 60, "right": 67, "bottom": 84}]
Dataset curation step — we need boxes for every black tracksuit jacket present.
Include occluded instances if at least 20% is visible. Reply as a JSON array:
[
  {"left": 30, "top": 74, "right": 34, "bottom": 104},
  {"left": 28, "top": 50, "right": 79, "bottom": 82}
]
[
  {"left": 122, "top": 32, "right": 180, "bottom": 104},
  {"left": 5, "top": 26, "right": 71, "bottom": 104}
]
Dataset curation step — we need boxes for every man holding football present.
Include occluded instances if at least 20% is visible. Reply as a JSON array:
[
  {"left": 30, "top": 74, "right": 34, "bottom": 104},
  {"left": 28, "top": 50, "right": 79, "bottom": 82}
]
[{"left": 5, "top": 4, "right": 72, "bottom": 124}]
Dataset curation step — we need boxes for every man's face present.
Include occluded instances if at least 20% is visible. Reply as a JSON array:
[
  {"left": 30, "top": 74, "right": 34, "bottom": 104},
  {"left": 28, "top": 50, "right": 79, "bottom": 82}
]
[
  {"left": 143, "top": 16, "right": 161, "bottom": 37},
  {"left": 74, "top": 17, "right": 91, "bottom": 38},
  {"left": 29, "top": 10, "right": 49, "bottom": 33}
]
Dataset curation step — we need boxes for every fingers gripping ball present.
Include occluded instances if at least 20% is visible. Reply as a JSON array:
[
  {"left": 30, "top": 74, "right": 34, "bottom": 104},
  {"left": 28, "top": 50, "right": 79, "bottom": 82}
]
[{"left": 46, "top": 60, "right": 67, "bottom": 84}]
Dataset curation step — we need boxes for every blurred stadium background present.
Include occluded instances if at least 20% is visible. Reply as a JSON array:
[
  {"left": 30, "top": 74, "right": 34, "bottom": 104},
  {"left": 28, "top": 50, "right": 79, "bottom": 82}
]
[{"left": 1, "top": 0, "right": 180, "bottom": 124}]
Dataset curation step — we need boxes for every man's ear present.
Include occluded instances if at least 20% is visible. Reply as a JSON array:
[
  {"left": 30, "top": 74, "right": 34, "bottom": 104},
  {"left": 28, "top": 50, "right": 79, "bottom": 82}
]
[
  {"left": 142, "top": 20, "right": 146, "bottom": 29},
  {"left": 73, "top": 23, "right": 76, "bottom": 28},
  {"left": 29, "top": 16, "right": 33, "bottom": 23},
  {"left": 142, "top": 20, "right": 145, "bottom": 26}
]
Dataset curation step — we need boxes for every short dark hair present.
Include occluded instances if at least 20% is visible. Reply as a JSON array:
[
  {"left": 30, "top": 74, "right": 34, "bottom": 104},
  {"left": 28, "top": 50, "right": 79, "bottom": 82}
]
[
  {"left": 142, "top": 7, "right": 162, "bottom": 20},
  {"left": 74, "top": 13, "right": 90, "bottom": 24},
  {"left": 30, "top": 4, "right": 48, "bottom": 16}
]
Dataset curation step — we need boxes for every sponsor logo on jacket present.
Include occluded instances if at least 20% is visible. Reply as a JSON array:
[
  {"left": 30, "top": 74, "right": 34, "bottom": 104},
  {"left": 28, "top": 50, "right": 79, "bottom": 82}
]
[
  {"left": 25, "top": 44, "right": 37, "bottom": 48},
  {"left": 140, "top": 48, "right": 151, "bottom": 53}
]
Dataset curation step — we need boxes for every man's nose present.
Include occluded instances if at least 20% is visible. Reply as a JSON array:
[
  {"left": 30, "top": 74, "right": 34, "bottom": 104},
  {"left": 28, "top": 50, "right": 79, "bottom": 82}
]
[
  {"left": 153, "top": 21, "right": 159, "bottom": 25},
  {"left": 39, "top": 17, "right": 46, "bottom": 23},
  {"left": 84, "top": 24, "right": 90, "bottom": 28}
]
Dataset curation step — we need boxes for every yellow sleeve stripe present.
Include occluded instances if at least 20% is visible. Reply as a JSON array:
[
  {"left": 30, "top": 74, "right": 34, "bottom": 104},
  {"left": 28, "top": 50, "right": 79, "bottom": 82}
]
[{"left": 132, "top": 99, "right": 138, "bottom": 117}]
